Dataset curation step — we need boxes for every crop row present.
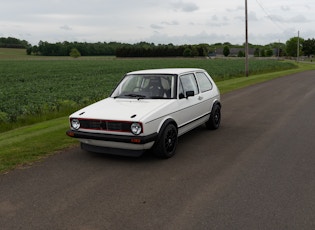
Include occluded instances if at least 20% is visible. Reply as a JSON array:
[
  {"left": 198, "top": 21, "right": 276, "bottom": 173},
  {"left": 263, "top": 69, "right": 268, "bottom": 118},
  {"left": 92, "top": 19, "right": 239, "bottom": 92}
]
[{"left": 0, "top": 58, "right": 297, "bottom": 131}]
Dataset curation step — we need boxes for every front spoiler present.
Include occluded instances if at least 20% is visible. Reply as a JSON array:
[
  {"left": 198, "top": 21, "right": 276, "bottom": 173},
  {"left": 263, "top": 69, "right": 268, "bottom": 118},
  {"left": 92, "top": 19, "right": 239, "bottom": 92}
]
[{"left": 80, "top": 143, "right": 145, "bottom": 157}]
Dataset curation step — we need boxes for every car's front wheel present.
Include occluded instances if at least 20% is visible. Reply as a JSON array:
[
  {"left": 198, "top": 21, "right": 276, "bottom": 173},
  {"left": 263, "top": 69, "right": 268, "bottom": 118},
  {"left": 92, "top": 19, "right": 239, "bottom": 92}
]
[
  {"left": 206, "top": 104, "right": 221, "bottom": 130},
  {"left": 153, "top": 123, "right": 178, "bottom": 158}
]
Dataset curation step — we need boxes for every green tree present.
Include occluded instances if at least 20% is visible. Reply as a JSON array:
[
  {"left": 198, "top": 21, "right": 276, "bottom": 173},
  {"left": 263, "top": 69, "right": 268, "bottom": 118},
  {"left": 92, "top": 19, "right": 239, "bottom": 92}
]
[
  {"left": 302, "top": 38, "right": 315, "bottom": 57},
  {"left": 183, "top": 48, "right": 192, "bottom": 57},
  {"left": 286, "top": 37, "right": 304, "bottom": 57},
  {"left": 260, "top": 48, "right": 266, "bottom": 57},
  {"left": 0, "top": 37, "right": 29, "bottom": 48},
  {"left": 191, "top": 46, "right": 199, "bottom": 57},
  {"left": 266, "top": 48, "right": 273, "bottom": 57},
  {"left": 26, "top": 46, "right": 32, "bottom": 55},
  {"left": 223, "top": 46, "right": 230, "bottom": 57},
  {"left": 238, "top": 50, "right": 244, "bottom": 57},
  {"left": 70, "top": 48, "right": 81, "bottom": 58}
]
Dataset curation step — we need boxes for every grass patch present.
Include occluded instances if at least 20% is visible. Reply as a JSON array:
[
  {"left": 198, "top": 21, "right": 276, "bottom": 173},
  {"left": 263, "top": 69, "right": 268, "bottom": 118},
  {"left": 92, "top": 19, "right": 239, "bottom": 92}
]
[
  {"left": 0, "top": 117, "right": 76, "bottom": 173},
  {"left": 217, "top": 62, "right": 315, "bottom": 94}
]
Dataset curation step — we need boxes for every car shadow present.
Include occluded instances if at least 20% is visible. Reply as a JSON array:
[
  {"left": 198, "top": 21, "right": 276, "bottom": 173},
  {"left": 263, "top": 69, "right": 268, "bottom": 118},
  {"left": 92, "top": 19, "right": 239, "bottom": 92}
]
[{"left": 83, "top": 124, "right": 215, "bottom": 163}]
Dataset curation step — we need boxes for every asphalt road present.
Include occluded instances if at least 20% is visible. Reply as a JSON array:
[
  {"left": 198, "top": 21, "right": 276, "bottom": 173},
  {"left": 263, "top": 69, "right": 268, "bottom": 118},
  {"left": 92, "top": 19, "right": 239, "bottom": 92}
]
[{"left": 1, "top": 71, "right": 315, "bottom": 230}]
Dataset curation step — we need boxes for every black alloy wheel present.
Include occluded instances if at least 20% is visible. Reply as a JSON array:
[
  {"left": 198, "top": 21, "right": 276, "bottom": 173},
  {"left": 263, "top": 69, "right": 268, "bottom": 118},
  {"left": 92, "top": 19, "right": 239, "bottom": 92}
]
[
  {"left": 206, "top": 104, "right": 221, "bottom": 130},
  {"left": 154, "top": 123, "right": 178, "bottom": 158}
]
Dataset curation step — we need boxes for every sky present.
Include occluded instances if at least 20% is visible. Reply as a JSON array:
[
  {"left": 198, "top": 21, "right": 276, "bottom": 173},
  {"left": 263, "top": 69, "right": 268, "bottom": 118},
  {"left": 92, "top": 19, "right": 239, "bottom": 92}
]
[{"left": 1, "top": 0, "right": 314, "bottom": 46}]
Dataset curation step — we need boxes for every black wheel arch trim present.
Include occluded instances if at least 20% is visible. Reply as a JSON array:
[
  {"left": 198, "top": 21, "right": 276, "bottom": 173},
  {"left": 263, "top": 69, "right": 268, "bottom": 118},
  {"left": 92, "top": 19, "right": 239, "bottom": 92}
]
[
  {"left": 157, "top": 118, "right": 178, "bottom": 139},
  {"left": 212, "top": 100, "right": 222, "bottom": 109}
]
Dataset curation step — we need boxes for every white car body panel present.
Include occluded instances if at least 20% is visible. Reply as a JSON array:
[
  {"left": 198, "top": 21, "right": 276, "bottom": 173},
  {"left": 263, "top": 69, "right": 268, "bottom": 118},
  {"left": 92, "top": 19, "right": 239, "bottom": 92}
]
[{"left": 67, "top": 68, "right": 221, "bottom": 157}]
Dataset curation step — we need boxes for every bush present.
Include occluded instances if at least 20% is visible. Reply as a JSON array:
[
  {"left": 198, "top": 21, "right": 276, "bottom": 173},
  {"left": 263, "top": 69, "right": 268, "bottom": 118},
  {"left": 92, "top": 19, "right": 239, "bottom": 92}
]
[
  {"left": 238, "top": 50, "right": 245, "bottom": 57},
  {"left": 69, "top": 48, "right": 81, "bottom": 58},
  {"left": 223, "top": 46, "right": 230, "bottom": 57},
  {"left": 0, "top": 111, "right": 9, "bottom": 122},
  {"left": 183, "top": 48, "right": 192, "bottom": 57}
]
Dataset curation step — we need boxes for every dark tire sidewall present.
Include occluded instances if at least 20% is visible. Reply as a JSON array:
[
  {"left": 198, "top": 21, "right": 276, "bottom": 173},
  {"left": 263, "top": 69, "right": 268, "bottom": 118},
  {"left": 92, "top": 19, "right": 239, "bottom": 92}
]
[
  {"left": 154, "top": 123, "right": 178, "bottom": 158},
  {"left": 206, "top": 104, "right": 221, "bottom": 130}
]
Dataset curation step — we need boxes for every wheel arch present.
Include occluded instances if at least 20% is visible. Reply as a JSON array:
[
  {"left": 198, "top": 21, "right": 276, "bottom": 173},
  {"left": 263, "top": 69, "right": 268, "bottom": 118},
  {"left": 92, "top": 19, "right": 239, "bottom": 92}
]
[
  {"left": 212, "top": 99, "right": 222, "bottom": 110},
  {"left": 157, "top": 118, "right": 178, "bottom": 138}
]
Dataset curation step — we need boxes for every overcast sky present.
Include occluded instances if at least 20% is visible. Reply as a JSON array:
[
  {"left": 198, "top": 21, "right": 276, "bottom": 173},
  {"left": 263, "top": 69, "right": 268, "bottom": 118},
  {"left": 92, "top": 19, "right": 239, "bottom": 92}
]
[{"left": 1, "top": 0, "right": 314, "bottom": 46}]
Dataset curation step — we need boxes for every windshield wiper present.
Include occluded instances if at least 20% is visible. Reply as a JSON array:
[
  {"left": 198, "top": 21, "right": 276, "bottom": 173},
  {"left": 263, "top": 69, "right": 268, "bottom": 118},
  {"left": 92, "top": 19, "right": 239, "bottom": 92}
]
[
  {"left": 150, "top": 96, "right": 166, "bottom": 99},
  {"left": 124, "top": 94, "right": 146, "bottom": 99}
]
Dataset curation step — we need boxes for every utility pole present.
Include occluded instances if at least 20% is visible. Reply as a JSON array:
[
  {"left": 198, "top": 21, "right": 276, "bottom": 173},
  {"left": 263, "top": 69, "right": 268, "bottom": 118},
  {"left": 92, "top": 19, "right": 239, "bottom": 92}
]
[
  {"left": 297, "top": 31, "right": 300, "bottom": 62},
  {"left": 245, "top": 0, "right": 249, "bottom": 77},
  {"left": 278, "top": 39, "right": 280, "bottom": 60}
]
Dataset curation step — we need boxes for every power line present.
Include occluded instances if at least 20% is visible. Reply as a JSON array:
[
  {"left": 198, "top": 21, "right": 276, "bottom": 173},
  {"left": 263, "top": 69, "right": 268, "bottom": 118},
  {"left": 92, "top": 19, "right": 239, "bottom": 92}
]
[{"left": 255, "top": 0, "right": 285, "bottom": 32}]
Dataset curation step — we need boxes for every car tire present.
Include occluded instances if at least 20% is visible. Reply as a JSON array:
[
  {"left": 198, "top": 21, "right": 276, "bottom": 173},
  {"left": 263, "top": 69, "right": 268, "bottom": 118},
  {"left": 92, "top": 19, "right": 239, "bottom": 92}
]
[
  {"left": 206, "top": 104, "right": 221, "bottom": 130},
  {"left": 153, "top": 123, "right": 178, "bottom": 158}
]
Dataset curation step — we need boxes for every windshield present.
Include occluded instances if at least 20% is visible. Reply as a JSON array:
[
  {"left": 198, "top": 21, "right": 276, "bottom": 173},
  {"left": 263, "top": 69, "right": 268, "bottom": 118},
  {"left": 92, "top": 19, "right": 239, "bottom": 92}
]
[{"left": 111, "top": 74, "right": 176, "bottom": 99}]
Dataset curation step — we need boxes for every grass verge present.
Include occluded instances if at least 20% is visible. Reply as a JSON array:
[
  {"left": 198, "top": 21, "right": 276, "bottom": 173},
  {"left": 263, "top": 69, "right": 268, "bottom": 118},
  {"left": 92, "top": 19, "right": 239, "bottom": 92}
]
[
  {"left": 0, "top": 117, "right": 76, "bottom": 173},
  {"left": 1, "top": 62, "right": 314, "bottom": 174}
]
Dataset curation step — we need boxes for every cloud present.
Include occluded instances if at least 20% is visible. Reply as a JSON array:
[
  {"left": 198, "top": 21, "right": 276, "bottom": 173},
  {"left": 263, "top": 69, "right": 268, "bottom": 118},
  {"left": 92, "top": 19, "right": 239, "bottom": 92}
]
[
  {"left": 161, "top": 20, "right": 179, "bottom": 26},
  {"left": 60, "top": 25, "right": 72, "bottom": 31},
  {"left": 148, "top": 30, "right": 245, "bottom": 45},
  {"left": 269, "top": 14, "right": 309, "bottom": 23},
  {"left": 288, "top": 14, "right": 309, "bottom": 23},
  {"left": 226, "top": 5, "right": 244, "bottom": 13},
  {"left": 207, "top": 16, "right": 229, "bottom": 27},
  {"left": 248, "top": 12, "right": 259, "bottom": 21},
  {"left": 171, "top": 1, "right": 199, "bottom": 12},
  {"left": 151, "top": 24, "right": 164, "bottom": 30},
  {"left": 281, "top": 5, "right": 291, "bottom": 12},
  {"left": 1, "top": 0, "right": 315, "bottom": 46},
  {"left": 211, "top": 15, "right": 219, "bottom": 21}
]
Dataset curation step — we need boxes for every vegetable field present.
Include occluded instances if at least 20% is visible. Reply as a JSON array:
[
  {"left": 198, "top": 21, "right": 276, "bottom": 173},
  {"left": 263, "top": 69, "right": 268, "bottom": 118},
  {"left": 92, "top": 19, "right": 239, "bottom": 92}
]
[{"left": 0, "top": 57, "right": 297, "bottom": 132}]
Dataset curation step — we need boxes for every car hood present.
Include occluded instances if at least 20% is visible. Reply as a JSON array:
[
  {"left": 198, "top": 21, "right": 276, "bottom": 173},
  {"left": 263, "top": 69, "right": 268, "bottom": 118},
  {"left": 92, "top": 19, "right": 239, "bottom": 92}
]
[{"left": 70, "top": 97, "right": 173, "bottom": 121}]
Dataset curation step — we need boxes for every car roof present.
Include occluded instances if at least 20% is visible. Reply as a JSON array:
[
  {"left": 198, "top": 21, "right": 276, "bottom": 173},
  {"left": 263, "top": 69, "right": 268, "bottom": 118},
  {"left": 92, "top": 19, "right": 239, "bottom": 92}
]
[{"left": 127, "top": 68, "right": 206, "bottom": 75}]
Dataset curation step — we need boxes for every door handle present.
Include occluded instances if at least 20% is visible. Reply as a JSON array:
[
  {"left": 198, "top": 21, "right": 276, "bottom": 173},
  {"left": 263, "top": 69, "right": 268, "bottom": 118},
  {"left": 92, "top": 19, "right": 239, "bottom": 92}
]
[{"left": 198, "top": 96, "right": 203, "bottom": 100}]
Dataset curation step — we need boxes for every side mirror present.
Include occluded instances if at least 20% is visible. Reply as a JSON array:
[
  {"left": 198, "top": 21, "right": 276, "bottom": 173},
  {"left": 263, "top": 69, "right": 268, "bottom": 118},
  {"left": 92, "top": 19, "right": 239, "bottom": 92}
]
[
  {"left": 185, "top": 91, "right": 194, "bottom": 98},
  {"left": 179, "top": 91, "right": 194, "bottom": 99}
]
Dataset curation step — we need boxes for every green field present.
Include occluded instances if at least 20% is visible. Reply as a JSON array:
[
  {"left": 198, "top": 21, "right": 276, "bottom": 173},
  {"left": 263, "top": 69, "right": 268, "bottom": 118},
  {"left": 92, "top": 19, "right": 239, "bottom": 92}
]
[
  {"left": 0, "top": 50, "right": 297, "bottom": 132},
  {"left": 1, "top": 48, "right": 314, "bottom": 173}
]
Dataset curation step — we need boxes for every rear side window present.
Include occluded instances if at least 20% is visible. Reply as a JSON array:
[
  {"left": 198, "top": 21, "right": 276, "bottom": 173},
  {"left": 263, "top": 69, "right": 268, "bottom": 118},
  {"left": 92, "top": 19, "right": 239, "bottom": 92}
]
[
  {"left": 196, "top": 72, "right": 213, "bottom": 93},
  {"left": 179, "top": 73, "right": 199, "bottom": 96}
]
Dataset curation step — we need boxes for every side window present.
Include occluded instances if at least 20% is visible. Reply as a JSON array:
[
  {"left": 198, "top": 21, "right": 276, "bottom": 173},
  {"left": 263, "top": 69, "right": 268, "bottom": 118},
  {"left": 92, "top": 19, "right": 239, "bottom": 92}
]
[
  {"left": 196, "top": 72, "right": 213, "bottom": 92},
  {"left": 179, "top": 74, "right": 199, "bottom": 97}
]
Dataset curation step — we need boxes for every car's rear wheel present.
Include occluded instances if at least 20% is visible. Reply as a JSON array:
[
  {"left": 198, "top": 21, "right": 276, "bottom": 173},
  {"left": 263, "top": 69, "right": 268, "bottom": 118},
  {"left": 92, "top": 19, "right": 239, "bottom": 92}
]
[
  {"left": 153, "top": 123, "right": 178, "bottom": 158},
  {"left": 206, "top": 104, "right": 221, "bottom": 130}
]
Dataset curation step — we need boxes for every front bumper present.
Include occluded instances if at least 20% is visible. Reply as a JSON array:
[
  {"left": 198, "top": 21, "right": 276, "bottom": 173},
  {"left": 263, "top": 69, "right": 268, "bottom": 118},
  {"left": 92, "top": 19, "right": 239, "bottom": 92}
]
[
  {"left": 66, "top": 130, "right": 158, "bottom": 155},
  {"left": 66, "top": 129, "right": 158, "bottom": 144}
]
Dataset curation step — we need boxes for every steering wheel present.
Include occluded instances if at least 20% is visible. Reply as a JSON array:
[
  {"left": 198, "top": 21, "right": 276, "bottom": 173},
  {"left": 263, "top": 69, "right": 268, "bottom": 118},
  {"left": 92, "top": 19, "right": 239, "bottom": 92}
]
[{"left": 132, "top": 87, "right": 142, "bottom": 92}]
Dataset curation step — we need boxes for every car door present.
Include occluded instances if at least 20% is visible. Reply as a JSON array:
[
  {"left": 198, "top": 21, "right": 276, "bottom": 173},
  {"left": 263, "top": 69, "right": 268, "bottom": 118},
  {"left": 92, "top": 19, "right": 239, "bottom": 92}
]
[{"left": 175, "top": 73, "right": 205, "bottom": 135}]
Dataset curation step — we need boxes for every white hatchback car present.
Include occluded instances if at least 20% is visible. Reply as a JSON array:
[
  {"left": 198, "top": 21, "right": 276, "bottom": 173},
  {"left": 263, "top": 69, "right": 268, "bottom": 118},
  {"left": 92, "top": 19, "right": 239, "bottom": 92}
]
[{"left": 66, "top": 68, "right": 221, "bottom": 158}]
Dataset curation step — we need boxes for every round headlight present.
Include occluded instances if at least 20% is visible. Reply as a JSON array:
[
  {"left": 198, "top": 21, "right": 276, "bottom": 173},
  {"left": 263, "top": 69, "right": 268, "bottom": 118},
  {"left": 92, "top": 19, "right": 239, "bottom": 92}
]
[
  {"left": 131, "top": 123, "right": 142, "bottom": 135},
  {"left": 71, "top": 118, "right": 80, "bottom": 130}
]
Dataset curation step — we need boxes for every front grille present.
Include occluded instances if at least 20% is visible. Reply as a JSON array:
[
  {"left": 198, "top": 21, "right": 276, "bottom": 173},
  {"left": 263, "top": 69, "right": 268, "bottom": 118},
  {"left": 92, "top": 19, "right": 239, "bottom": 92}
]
[
  {"left": 80, "top": 120, "right": 107, "bottom": 129},
  {"left": 78, "top": 119, "right": 132, "bottom": 132}
]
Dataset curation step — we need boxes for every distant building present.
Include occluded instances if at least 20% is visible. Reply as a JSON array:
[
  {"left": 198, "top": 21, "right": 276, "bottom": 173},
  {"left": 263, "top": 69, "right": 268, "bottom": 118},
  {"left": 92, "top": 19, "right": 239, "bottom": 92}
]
[{"left": 213, "top": 47, "right": 256, "bottom": 57}]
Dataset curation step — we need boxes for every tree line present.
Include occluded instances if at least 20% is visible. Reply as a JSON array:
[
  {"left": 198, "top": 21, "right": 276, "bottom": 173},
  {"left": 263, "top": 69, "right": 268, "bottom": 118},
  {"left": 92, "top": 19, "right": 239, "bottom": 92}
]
[
  {"left": 1, "top": 36, "right": 314, "bottom": 58},
  {"left": 0, "top": 37, "right": 30, "bottom": 48},
  {"left": 25, "top": 41, "right": 209, "bottom": 57}
]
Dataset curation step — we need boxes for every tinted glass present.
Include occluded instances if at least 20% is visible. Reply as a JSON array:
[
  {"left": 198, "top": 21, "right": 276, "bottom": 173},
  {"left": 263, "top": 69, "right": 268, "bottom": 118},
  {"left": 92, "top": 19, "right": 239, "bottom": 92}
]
[
  {"left": 196, "top": 72, "right": 213, "bottom": 92},
  {"left": 179, "top": 74, "right": 199, "bottom": 96}
]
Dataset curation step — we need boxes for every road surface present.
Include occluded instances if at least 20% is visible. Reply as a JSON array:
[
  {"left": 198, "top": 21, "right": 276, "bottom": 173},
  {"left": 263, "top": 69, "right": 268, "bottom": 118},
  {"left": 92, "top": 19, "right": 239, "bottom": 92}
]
[{"left": 1, "top": 71, "right": 315, "bottom": 229}]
